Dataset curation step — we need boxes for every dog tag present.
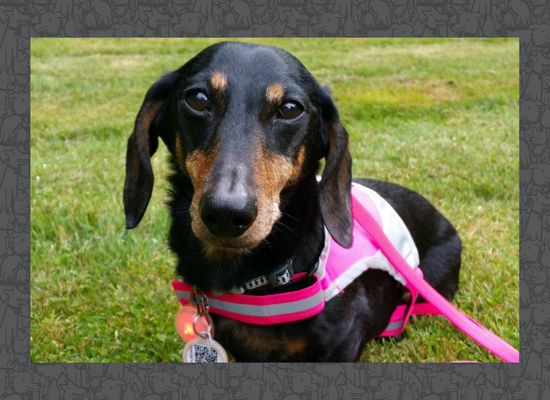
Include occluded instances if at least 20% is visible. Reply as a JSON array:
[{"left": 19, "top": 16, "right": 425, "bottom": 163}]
[{"left": 182, "top": 334, "right": 228, "bottom": 363}]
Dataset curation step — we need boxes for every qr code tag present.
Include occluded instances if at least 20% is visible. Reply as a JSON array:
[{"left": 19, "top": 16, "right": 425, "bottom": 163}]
[{"left": 183, "top": 337, "right": 228, "bottom": 363}]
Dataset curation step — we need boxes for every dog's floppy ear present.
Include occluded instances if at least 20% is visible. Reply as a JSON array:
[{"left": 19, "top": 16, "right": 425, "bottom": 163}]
[
  {"left": 316, "top": 87, "right": 353, "bottom": 248},
  {"left": 124, "top": 72, "right": 178, "bottom": 229}
]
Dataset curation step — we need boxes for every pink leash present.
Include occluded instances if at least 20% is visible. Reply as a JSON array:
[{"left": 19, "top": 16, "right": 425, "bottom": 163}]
[{"left": 353, "top": 197, "right": 520, "bottom": 363}]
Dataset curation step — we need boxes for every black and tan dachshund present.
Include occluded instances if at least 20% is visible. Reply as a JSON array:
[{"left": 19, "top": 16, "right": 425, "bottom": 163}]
[{"left": 124, "top": 41, "right": 461, "bottom": 362}]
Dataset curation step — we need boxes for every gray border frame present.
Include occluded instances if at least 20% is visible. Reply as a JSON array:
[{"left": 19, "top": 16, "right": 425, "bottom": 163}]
[{"left": 1, "top": 0, "right": 546, "bottom": 397}]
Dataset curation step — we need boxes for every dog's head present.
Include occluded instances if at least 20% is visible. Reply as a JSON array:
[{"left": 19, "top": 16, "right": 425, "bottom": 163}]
[{"left": 124, "top": 42, "right": 352, "bottom": 258}]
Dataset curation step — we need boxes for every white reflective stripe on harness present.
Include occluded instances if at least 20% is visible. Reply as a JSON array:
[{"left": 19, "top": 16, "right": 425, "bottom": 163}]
[{"left": 385, "top": 319, "right": 406, "bottom": 332}]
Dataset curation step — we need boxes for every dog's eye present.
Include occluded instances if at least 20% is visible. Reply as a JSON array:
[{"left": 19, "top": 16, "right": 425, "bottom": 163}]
[
  {"left": 278, "top": 101, "right": 303, "bottom": 119},
  {"left": 185, "top": 90, "right": 210, "bottom": 112}
]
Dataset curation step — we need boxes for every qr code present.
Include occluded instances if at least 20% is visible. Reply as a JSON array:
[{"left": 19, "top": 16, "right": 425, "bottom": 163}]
[{"left": 192, "top": 344, "right": 219, "bottom": 362}]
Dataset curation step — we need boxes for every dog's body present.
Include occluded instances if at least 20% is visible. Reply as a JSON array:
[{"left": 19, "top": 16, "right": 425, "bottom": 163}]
[{"left": 124, "top": 42, "right": 461, "bottom": 362}]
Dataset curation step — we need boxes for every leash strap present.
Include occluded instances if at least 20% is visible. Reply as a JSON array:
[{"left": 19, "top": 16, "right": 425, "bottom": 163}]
[{"left": 352, "top": 197, "right": 520, "bottom": 363}]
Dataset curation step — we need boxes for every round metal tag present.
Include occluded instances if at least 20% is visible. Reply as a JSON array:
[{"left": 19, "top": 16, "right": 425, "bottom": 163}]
[{"left": 182, "top": 336, "right": 228, "bottom": 363}]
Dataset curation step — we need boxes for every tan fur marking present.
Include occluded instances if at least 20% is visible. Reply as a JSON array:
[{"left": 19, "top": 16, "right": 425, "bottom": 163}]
[
  {"left": 233, "top": 326, "right": 307, "bottom": 357},
  {"left": 231, "top": 326, "right": 306, "bottom": 356},
  {"left": 185, "top": 149, "right": 216, "bottom": 191},
  {"left": 186, "top": 146, "right": 217, "bottom": 245},
  {"left": 289, "top": 145, "right": 306, "bottom": 184},
  {"left": 210, "top": 71, "right": 228, "bottom": 92},
  {"left": 174, "top": 135, "right": 185, "bottom": 169},
  {"left": 252, "top": 148, "right": 292, "bottom": 243},
  {"left": 245, "top": 145, "right": 307, "bottom": 246},
  {"left": 285, "top": 338, "right": 307, "bottom": 354},
  {"left": 266, "top": 83, "right": 285, "bottom": 104},
  {"left": 243, "top": 333, "right": 278, "bottom": 353}
]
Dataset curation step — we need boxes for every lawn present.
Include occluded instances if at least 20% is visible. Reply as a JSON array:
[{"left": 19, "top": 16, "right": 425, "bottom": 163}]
[{"left": 31, "top": 38, "right": 519, "bottom": 362}]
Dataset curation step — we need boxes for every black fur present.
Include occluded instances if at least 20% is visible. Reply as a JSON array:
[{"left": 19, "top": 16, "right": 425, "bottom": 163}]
[{"left": 124, "top": 42, "right": 462, "bottom": 362}]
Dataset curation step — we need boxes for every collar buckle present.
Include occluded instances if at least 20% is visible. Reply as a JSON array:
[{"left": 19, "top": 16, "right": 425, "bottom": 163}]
[
  {"left": 241, "top": 259, "right": 294, "bottom": 291},
  {"left": 268, "top": 267, "right": 291, "bottom": 286}
]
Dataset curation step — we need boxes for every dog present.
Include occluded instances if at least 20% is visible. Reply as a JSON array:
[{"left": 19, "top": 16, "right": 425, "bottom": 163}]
[{"left": 123, "top": 41, "right": 461, "bottom": 362}]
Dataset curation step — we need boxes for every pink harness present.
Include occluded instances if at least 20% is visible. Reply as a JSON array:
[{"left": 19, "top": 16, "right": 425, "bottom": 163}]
[{"left": 172, "top": 183, "right": 519, "bottom": 362}]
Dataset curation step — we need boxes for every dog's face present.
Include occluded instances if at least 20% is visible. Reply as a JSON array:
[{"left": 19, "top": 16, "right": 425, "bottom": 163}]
[
  {"left": 124, "top": 42, "right": 353, "bottom": 259},
  {"left": 176, "top": 44, "right": 319, "bottom": 257}
]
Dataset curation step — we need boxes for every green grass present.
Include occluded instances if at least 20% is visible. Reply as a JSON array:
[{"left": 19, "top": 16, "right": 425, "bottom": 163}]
[{"left": 31, "top": 38, "right": 519, "bottom": 362}]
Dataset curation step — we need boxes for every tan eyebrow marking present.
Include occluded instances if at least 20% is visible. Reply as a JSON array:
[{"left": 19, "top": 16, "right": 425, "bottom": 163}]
[
  {"left": 210, "top": 71, "right": 228, "bottom": 92},
  {"left": 266, "top": 83, "right": 285, "bottom": 104}
]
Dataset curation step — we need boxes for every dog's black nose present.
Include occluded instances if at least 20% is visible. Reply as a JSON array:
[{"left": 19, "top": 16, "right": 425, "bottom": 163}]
[{"left": 200, "top": 192, "right": 258, "bottom": 237}]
